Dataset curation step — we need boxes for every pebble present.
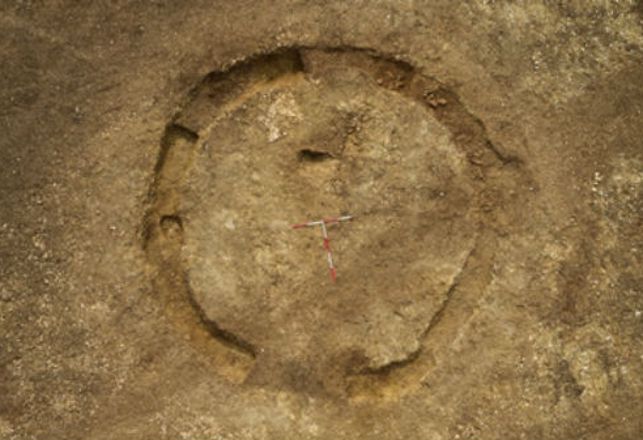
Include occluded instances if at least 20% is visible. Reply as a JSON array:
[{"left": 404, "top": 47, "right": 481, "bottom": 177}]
[{"left": 224, "top": 218, "right": 236, "bottom": 231}]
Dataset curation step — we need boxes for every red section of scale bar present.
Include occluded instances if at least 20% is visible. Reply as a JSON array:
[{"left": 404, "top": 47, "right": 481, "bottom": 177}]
[
  {"left": 291, "top": 215, "right": 352, "bottom": 282},
  {"left": 329, "top": 267, "right": 337, "bottom": 282}
]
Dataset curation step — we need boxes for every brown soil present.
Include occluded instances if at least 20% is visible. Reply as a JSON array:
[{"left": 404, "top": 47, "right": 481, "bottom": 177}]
[{"left": 1, "top": 2, "right": 642, "bottom": 439}]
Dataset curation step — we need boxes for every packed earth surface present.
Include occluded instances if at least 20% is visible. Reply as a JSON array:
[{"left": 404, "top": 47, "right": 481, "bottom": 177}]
[{"left": 1, "top": 2, "right": 642, "bottom": 439}]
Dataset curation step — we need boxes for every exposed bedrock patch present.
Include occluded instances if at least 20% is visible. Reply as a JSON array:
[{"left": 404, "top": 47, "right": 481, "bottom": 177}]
[{"left": 144, "top": 47, "right": 529, "bottom": 399}]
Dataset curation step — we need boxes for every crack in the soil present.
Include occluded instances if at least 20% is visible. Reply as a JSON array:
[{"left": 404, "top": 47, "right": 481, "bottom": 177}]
[{"left": 298, "top": 148, "right": 336, "bottom": 162}]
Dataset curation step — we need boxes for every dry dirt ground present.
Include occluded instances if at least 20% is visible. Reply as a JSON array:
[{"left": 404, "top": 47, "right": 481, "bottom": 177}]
[{"left": 1, "top": 1, "right": 642, "bottom": 439}]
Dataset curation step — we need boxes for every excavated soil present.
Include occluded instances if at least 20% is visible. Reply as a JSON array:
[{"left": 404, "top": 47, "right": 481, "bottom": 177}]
[{"left": 1, "top": 2, "right": 642, "bottom": 439}]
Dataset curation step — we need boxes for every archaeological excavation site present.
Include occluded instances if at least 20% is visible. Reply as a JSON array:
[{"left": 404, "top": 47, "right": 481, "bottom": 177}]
[{"left": 1, "top": 2, "right": 642, "bottom": 439}]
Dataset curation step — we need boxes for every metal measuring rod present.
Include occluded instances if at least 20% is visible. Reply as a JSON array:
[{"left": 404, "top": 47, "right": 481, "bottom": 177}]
[{"left": 291, "top": 215, "right": 353, "bottom": 282}]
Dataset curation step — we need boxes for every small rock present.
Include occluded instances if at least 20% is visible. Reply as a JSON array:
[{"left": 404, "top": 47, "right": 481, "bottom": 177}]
[
  {"left": 423, "top": 91, "right": 447, "bottom": 108},
  {"left": 0, "top": 291, "right": 12, "bottom": 302},
  {"left": 224, "top": 218, "right": 236, "bottom": 231}
]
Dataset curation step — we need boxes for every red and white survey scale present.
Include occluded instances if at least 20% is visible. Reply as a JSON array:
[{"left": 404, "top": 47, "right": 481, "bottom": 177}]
[{"left": 291, "top": 215, "right": 353, "bottom": 282}]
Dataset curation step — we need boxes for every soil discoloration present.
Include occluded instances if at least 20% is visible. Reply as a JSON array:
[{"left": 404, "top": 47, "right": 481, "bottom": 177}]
[{"left": 2, "top": 2, "right": 642, "bottom": 439}]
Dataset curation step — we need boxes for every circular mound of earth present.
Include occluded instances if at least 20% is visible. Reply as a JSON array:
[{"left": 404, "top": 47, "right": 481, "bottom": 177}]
[{"left": 181, "top": 64, "right": 478, "bottom": 391}]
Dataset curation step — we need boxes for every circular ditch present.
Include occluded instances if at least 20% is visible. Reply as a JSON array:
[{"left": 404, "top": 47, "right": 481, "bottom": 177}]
[{"left": 144, "top": 47, "right": 526, "bottom": 399}]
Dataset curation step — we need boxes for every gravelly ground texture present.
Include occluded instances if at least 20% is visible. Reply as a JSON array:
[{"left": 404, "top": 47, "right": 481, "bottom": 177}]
[{"left": 1, "top": 1, "right": 642, "bottom": 439}]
